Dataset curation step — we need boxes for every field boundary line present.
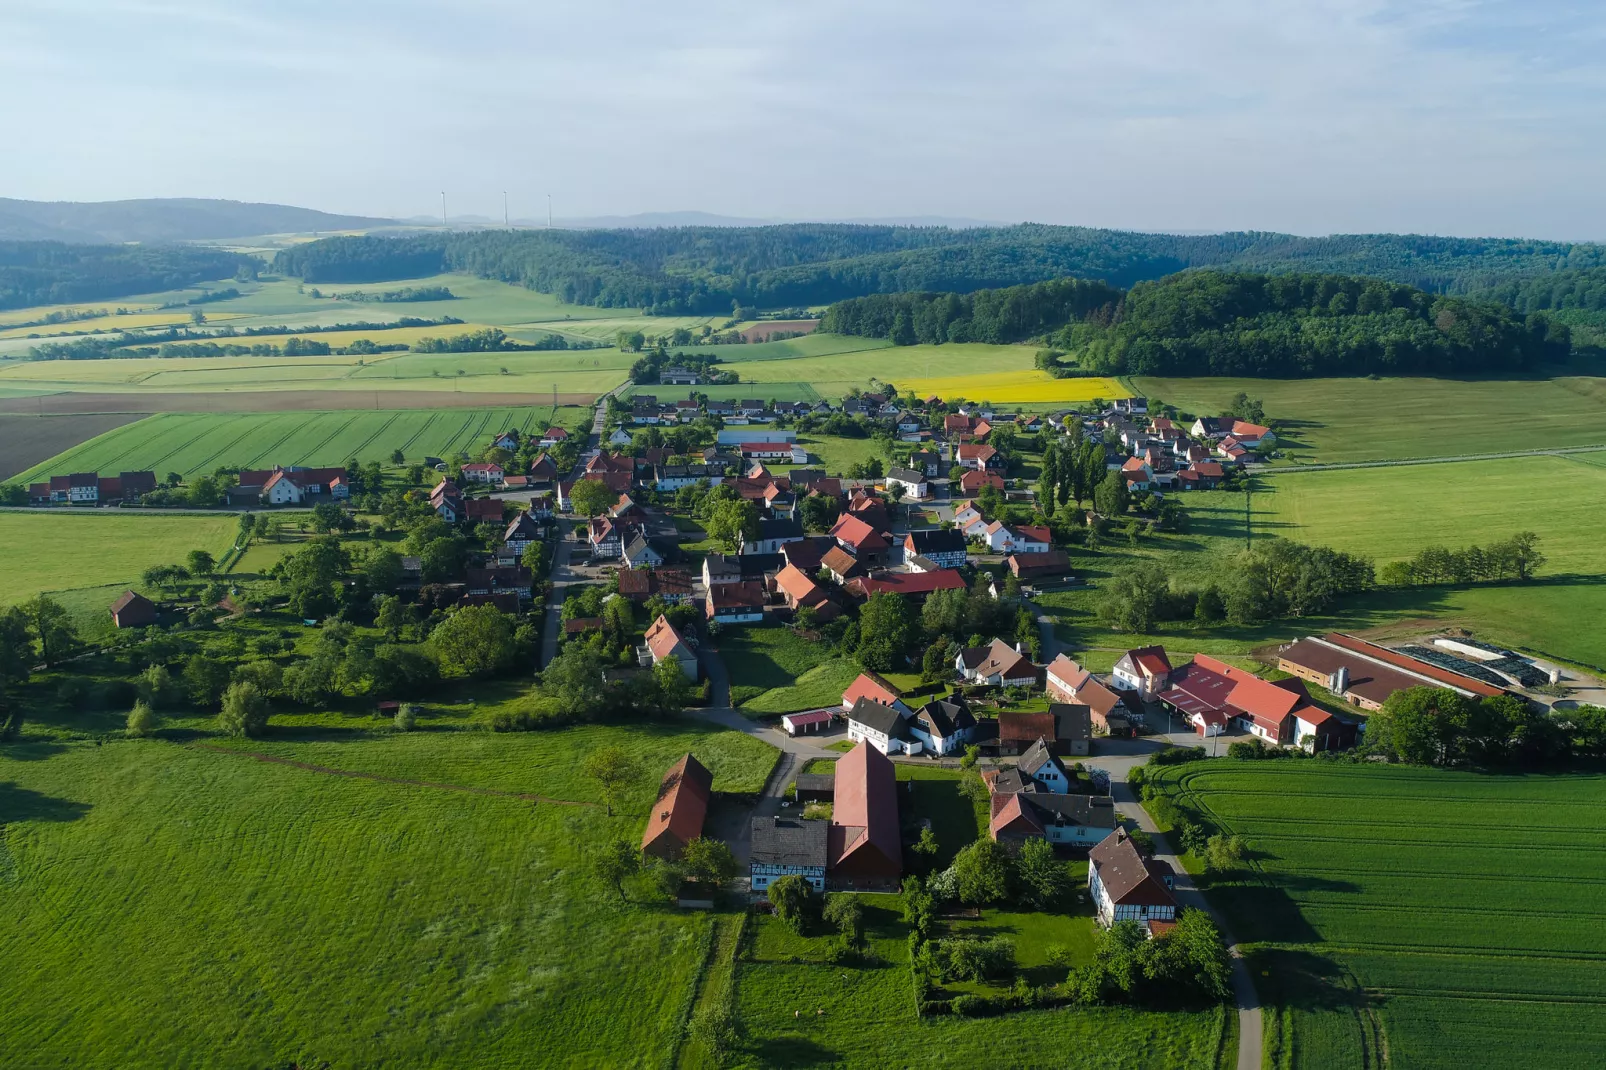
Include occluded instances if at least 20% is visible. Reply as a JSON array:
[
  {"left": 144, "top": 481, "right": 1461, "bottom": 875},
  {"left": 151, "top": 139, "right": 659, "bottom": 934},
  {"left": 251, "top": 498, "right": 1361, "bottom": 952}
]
[
  {"left": 1260, "top": 442, "right": 1606, "bottom": 475},
  {"left": 188, "top": 742, "right": 598, "bottom": 806}
]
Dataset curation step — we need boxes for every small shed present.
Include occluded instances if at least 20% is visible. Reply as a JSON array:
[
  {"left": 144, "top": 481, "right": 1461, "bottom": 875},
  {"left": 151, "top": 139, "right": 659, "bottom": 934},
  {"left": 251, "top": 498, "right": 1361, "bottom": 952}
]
[
  {"left": 793, "top": 773, "right": 835, "bottom": 805},
  {"left": 110, "top": 590, "right": 157, "bottom": 629}
]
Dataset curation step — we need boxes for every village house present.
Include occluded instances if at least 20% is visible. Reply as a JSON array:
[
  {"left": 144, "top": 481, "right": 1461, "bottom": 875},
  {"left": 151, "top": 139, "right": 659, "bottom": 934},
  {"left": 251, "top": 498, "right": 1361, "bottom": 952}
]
[
  {"left": 850, "top": 568, "right": 966, "bottom": 601},
  {"left": 956, "top": 443, "right": 1003, "bottom": 471},
  {"left": 829, "top": 513, "right": 891, "bottom": 566},
  {"left": 1089, "top": 829, "right": 1177, "bottom": 931},
  {"left": 640, "top": 614, "right": 698, "bottom": 679},
  {"left": 957, "top": 469, "right": 1006, "bottom": 497},
  {"left": 240, "top": 465, "right": 350, "bottom": 506},
  {"left": 982, "top": 522, "right": 1052, "bottom": 555},
  {"left": 845, "top": 697, "right": 922, "bottom": 755},
  {"left": 702, "top": 552, "right": 783, "bottom": 588},
  {"left": 641, "top": 754, "right": 712, "bottom": 859},
  {"left": 821, "top": 545, "right": 863, "bottom": 584},
  {"left": 622, "top": 533, "right": 667, "bottom": 569},
  {"left": 773, "top": 563, "right": 840, "bottom": 619},
  {"left": 460, "top": 462, "right": 504, "bottom": 485},
  {"left": 502, "top": 513, "right": 543, "bottom": 558},
  {"left": 907, "top": 696, "right": 977, "bottom": 756},
  {"left": 617, "top": 567, "right": 695, "bottom": 605},
  {"left": 1110, "top": 646, "right": 1172, "bottom": 702},
  {"left": 1046, "top": 656, "right": 1131, "bottom": 735},
  {"left": 1048, "top": 702, "right": 1092, "bottom": 756},
  {"left": 538, "top": 427, "right": 570, "bottom": 447},
  {"left": 841, "top": 671, "right": 911, "bottom": 716},
  {"left": 885, "top": 467, "right": 929, "bottom": 500},
  {"left": 958, "top": 639, "right": 1040, "bottom": 688},
  {"left": 908, "top": 449, "right": 943, "bottom": 477},
  {"left": 527, "top": 454, "right": 559, "bottom": 482},
  {"left": 903, "top": 528, "right": 968, "bottom": 569},
  {"left": 660, "top": 366, "right": 701, "bottom": 385},
  {"left": 652, "top": 464, "right": 724, "bottom": 491},
  {"left": 990, "top": 789, "right": 1117, "bottom": 849},
  {"left": 953, "top": 504, "right": 989, "bottom": 538},
  {"left": 429, "top": 480, "right": 465, "bottom": 522},
  {"left": 1154, "top": 653, "right": 1351, "bottom": 748},
  {"left": 706, "top": 581, "right": 767, "bottom": 624},
  {"left": 742, "top": 518, "right": 805, "bottom": 556},
  {"left": 749, "top": 815, "right": 829, "bottom": 893}
]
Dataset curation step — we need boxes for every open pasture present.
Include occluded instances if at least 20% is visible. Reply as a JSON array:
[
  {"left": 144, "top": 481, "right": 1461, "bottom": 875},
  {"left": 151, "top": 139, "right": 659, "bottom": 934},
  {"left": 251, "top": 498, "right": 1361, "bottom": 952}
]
[
  {"left": 705, "top": 332, "right": 882, "bottom": 362},
  {"left": 13, "top": 405, "right": 586, "bottom": 482},
  {"left": 0, "top": 413, "right": 144, "bottom": 480},
  {"left": 1154, "top": 762, "right": 1606, "bottom": 1070},
  {"left": 0, "top": 511, "right": 237, "bottom": 604},
  {"left": 1135, "top": 374, "right": 1606, "bottom": 463},
  {"left": 0, "top": 311, "right": 248, "bottom": 340},
  {"left": 0, "top": 725, "right": 777, "bottom": 1069},
  {"left": 1257, "top": 455, "right": 1606, "bottom": 573},
  {"left": 622, "top": 381, "right": 823, "bottom": 402}
]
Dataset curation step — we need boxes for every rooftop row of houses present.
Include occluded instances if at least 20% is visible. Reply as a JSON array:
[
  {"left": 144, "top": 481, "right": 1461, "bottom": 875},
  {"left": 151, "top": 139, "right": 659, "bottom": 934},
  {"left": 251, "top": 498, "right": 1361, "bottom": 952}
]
[{"left": 27, "top": 470, "right": 157, "bottom": 505}]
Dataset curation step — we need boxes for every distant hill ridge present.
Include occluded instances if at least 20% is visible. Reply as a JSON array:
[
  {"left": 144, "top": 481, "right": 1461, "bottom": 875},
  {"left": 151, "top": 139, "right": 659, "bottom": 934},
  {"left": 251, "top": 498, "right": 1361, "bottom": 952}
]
[{"left": 0, "top": 198, "right": 394, "bottom": 244}]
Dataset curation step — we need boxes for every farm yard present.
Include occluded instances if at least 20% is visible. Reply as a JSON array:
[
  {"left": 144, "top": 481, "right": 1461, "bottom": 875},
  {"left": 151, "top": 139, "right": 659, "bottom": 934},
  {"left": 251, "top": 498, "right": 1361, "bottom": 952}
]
[
  {"left": 1150, "top": 763, "right": 1606, "bottom": 1070},
  {"left": 0, "top": 725, "right": 779, "bottom": 1070},
  {"left": 12, "top": 405, "right": 589, "bottom": 482},
  {"left": 0, "top": 511, "right": 237, "bottom": 605},
  {"left": 0, "top": 413, "right": 145, "bottom": 480}
]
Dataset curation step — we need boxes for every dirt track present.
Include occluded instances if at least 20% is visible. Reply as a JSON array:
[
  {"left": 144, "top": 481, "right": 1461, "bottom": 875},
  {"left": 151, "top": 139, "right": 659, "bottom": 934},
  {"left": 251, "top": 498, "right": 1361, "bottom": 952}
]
[{"left": 0, "top": 389, "right": 602, "bottom": 415}]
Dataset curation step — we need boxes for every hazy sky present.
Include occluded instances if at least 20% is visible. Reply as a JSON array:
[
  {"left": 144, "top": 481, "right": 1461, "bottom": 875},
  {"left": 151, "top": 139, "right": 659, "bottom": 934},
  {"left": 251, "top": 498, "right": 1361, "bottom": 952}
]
[{"left": 5, "top": 0, "right": 1605, "bottom": 238}]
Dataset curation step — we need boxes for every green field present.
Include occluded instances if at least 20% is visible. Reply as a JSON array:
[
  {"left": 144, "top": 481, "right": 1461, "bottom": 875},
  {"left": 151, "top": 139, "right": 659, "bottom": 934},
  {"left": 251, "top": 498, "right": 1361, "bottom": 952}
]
[
  {"left": 14, "top": 405, "right": 588, "bottom": 482},
  {"left": 621, "top": 381, "right": 823, "bottom": 403},
  {"left": 699, "top": 334, "right": 892, "bottom": 363},
  {"left": 1152, "top": 762, "right": 1606, "bottom": 1070},
  {"left": 1135, "top": 374, "right": 1606, "bottom": 464},
  {"left": 717, "top": 624, "right": 833, "bottom": 707},
  {"left": 0, "top": 349, "right": 631, "bottom": 398},
  {"left": 0, "top": 512, "right": 238, "bottom": 605},
  {"left": 1036, "top": 455, "right": 1606, "bottom": 671},
  {"left": 0, "top": 724, "right": 778, "bottom": 1069},
  {"left": 1257, "top": 455, "right": 1606, "bottom": 574},
  {"left": 740, "top": 660, "right": 863, "bottom": 716}
]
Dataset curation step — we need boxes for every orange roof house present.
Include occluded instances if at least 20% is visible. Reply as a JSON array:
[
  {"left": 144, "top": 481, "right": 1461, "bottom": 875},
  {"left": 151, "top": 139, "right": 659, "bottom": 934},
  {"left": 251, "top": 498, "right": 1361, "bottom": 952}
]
[
  {"left": 828, "top": 742, "right": 902, "bottom": 887},
  {"left": 641, "top": 754, "right": 713, "bottom": 859}
]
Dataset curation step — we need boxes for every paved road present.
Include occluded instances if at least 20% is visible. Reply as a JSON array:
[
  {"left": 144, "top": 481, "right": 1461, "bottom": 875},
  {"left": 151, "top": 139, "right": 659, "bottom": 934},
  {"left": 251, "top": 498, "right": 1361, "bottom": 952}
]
[{"left": 536, "top": 385, "right": 626, "bottom": 669}]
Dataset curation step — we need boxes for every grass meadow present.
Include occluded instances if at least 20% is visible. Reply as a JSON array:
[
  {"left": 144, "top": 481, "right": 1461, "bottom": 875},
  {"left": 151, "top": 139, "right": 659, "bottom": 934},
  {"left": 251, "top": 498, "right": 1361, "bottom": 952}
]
[
  {"left": 1135, "top": 374, "right": 1606, "bottom": 464},
  {"left": 717, "top": 623, "right": 835, "bottom": 707},
  {"left": 0, "top": 724, "right": 777, "bottom": 1069},
  {"left": 1151, "top": 763, "right": 1606, "bottom": 1070},
  {"left": 13, "top": 404, "right": 588, "bottom": 482},
  {"left": 0, "top": 512, "right": 238, "bottom": 605},
  {"left": 1037, "top": 466, "right": 1606, "bottom": 671}
]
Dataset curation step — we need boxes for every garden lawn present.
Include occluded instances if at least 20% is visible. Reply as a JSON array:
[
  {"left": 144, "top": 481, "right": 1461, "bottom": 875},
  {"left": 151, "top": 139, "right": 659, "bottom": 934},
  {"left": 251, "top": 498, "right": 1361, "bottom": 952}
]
[
  {"left": 1134, "top": 374, "right": 1606, "bottom": 464},
  {"left": 735, "top": 903, "right": 1234, "bottom": 1069},
  {"left": 0, "top": 724, "right": 777, "bottom": 1069},
  {"left": 788, "top": 433, "right": 886, "bottom": 477},
  {"left": 0, "top": 511, "right": 237, "bottom": 604},
  {"left": 741, "top": 660, "right": 862, "bottom": 716},
  {"left": 1152, "top": 762, "right": 1606, "bottom": 1070},
  {"left": 718, "top": 624, "right": 839, "bottom": 709}
]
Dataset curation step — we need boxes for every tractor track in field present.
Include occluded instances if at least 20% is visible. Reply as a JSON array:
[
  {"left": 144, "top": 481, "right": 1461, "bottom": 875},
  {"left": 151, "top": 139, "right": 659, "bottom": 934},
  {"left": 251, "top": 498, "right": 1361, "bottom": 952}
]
[{"left": 189, "top": 743, "right": 599, "bottom": 806}]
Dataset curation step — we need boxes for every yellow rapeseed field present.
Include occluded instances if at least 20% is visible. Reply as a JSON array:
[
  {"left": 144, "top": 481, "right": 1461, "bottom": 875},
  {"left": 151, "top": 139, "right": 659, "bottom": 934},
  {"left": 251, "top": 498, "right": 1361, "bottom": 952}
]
[
  {"left": 893, "top": 369, "right": 1129, "bottom": 403},
  {"left": 0, "top": 312, "right": 245, "bottom": 340}
]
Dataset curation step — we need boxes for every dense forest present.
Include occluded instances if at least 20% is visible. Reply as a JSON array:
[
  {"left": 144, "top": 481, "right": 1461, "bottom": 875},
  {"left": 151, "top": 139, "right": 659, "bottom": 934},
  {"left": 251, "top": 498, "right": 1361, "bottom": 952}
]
[
  {"left": 818, "top": 277, "right": 1121, "bottom": 345},
  {"left": 0, "top": 242, "right": 256, "bottom": 311},
  {"left": 1474, "top": 265, "right": 1606, "bottom": 313},
  {"left": 271, "top": 224, "right": 1606, "bottom": 316},
  {"left": 1060, "top": 271, "right": 1570, "bottom": 377}
]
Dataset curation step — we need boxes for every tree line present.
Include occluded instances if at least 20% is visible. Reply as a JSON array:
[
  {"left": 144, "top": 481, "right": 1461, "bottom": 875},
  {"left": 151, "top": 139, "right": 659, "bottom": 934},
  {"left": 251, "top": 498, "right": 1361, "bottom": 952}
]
[
  {"left": 817, "top": 277, "right": 1120, "bottom": 346},
  {"left": 1379, "top": 533, "right": 1545, "bottom": 587},
  {"left": 0, "top": 240, "right": 256, "bottom": 311},
  {"left": 268, "top": 224, "right": 1606, "bottom": 320},
  {"left": 1059, "top": 271, "right": 1571, "bottom": 377}
]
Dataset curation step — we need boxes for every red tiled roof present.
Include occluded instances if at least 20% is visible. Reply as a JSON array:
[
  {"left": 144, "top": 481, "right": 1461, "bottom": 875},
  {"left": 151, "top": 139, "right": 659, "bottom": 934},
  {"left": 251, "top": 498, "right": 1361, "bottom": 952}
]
[
  {"left": 842, "top": 671, "right": 902, "bottom": 710},
  {"left": 775, "top": 563, "right": 827, "bottom": 607},
  {"left": 821, "top": 545, "right": 861, "bottom": 578},
  {"left": 829, "top": 742, "right": 901, "bottom": 877},
  {"left": 1090, "top": 829, "right": 1176, "bottom": 908},
  {"left": 644, "top": 614, "right": 690, "bottom": 662},
  {"left": 998, "top": 710, "right": 1055, "bottom": 743},
  {"left": 830, "top": 513, "right": 887, "bottom": 552},
  {"left": 641, "top": 754, "right": 712, "bottom": 857},
  {"left": 852, "top": 569, "right": 966, "bottom": 597}
]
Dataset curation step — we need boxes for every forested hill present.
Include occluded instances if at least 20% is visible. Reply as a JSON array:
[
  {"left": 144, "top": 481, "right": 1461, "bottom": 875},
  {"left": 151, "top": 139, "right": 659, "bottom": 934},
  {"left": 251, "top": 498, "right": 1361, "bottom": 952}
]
[
  {"left": 270, "top": 224, "right": 1606, "bottom": 315},
  {"left": 1060, "top": 271, "right": 1570, "bottom": 377},
  {"left": 818, "top": 278, "right": 1121, "bottom": 345},
  {"left": 0, "top": 198, "right": 394, "bottom": 244},
  {"left": 0, "top": 242, "right": 257, "bottom": 311}
]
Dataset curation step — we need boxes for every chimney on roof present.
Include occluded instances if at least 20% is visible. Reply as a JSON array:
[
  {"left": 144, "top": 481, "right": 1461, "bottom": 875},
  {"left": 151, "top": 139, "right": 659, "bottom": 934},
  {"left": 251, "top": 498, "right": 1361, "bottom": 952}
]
[{"left": 659, "top": 811, "right": 669, "bottom": 820}]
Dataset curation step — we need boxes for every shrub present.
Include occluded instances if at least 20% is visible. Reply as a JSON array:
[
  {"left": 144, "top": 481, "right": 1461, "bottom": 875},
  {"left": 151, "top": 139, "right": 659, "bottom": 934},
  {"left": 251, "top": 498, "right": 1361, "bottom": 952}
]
[
  {"left": 125, "top": 699, "right": 157, "bottom": 738},
  {"left": 822, "top": 893, "right": 864, "bottom": 944},
  {"left": 951, "top": 994, "right": 1005, "bottom": 1018},
  {"left": 1150, "top": 745, "right": 1207, "bottom": 767},
  {"left": 1147, "top": 794, "right": 1181, "bottom": 829},
  {"left": 767, "top": 874, "right": 814, "bottom": 932},
  {"left": 394, "top": 703, "right": 420, "bottom": 731},
  {"left": 216, "top": 681, "right": 270, "bottom": 738}
]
